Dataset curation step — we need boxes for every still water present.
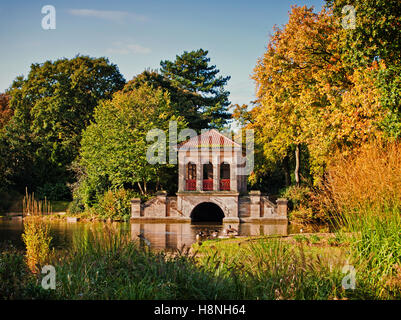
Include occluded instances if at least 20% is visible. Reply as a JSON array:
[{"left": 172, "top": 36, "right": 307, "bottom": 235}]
[{"left": 0, "top": 219, "right": 291, "bottom": 251}]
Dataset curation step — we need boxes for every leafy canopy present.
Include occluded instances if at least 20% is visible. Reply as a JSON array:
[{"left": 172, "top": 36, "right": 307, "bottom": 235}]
[
  {"left": 79, "top": 84, "right": 186, "bottom": 204},
  {"left": 3, "top": 55, "right": 125, "bottom": 194}
]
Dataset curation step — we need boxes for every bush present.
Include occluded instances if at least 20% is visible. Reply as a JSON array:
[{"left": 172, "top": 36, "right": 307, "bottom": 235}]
[
  {"left": 281, "top": 185, "right": 325, "bottom": 223},
  {"left": 293, "top": 235, "right": 309, "bottom": 244},
  {"left": 322, "top": 141, "right": 401, "bottom": 216},
  {"left": 67, "top": 198, "right": 85, "bottom": 215},
  {"left": 96, "top": 188, "right": 138, "bottom": 221},
  {"left": 310, "top": 234, "right": 321, "bottom": 244}
]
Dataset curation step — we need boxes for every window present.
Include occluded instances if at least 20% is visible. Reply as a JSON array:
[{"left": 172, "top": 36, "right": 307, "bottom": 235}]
[
  {"left": 203, "top": 162, "right": 213, "bottom": 180},
  {"left": 220, "top": 162, "right": 230, "bottom": 179},
  {"left": 186, "top": 162, "right": 196, "bottom": 180}
]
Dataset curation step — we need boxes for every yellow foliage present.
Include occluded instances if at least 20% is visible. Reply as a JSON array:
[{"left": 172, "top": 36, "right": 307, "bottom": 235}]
[
  {"left": 22, "top": 217, "right": 52, "bottom": 273},
  {"left": 321, "top": 141, "right": 401, "bottom": 216},
  {"left": 249, "top": 5, "right": 385, "bottom": 183}
]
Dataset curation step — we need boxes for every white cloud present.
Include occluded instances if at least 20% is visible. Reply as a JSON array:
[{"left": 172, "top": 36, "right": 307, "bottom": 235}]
[
  {"left": 107, "top": 42, "right": 151, "bottom": 55},
  {"left": 68, "top": 9, "right": 148, "bottom": 23}
]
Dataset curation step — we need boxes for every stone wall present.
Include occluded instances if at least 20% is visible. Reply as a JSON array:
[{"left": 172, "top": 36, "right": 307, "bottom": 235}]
[{"left": 131, "top": 191, "right": 287, "bottom": 222}]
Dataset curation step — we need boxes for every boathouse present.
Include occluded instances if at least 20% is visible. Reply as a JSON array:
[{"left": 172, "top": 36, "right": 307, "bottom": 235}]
[{"left": 131, "top": 129, "right": 288, "bottom": 223}]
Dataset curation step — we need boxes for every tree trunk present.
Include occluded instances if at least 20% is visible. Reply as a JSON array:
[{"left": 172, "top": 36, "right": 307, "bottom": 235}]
[
  {"left": 283, "top": 155, "right": 291, "bottom": 187},
  {"left": 143, "top": 180, "right": 147, "bottom": 195},
  {"left": 137, "top": 182, "right": 144, "bottom": 195},
  {"left": 295, "top": 144, "right": 300, "bottom": 186},
  {"left": 156, "top": 176, "right": 160, "bottom": 191}
]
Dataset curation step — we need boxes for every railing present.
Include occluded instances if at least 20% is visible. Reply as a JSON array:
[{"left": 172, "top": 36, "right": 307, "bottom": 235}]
[
  {"left": 220, "top": 179, "right": 230, "bottom": 191},
  {"left": 185, "top": 179, "right": 196, "bottom": 191},
  {"left": 203, "top": 179, "right": 214, "bottom": 191}
]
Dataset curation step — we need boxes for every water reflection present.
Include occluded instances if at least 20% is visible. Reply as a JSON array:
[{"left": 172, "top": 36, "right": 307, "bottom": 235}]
[
  {"left": 0, "top": 219, "right": 288, "bottom": 251},
  {"left": 132, "top": 222, "right": 288, "bottom": 249}
]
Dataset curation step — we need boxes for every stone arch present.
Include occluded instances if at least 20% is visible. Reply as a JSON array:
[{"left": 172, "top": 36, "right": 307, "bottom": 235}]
[{"left": 190, "top": 202, "right": 225, "bottom": 222}]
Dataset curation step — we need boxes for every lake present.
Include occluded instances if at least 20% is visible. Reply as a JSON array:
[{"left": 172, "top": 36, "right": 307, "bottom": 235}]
[{"left": 0, "top": 218, "right": 295, "bottom": 251}]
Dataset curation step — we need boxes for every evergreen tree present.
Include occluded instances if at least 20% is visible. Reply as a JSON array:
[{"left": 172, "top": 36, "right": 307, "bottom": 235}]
[{"left": 160, "top": 49, "right": 231, "bottom": 129}]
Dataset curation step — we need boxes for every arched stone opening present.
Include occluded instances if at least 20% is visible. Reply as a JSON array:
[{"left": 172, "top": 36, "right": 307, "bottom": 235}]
[{"left": 190, "top": 202, "right": 225, "bottom": 223}]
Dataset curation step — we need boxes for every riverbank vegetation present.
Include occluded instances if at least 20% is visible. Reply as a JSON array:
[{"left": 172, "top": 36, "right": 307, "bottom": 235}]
[{"left": 2, "top": 226, "right": 400, "bottom": 300}]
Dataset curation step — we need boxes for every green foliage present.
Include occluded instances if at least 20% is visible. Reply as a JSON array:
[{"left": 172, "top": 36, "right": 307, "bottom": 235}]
[
  {"left": 293, "top": 235, "right": 309, "bottom": 244},
  {"left": 67, "top": 198, "right": 85, "bottom": 215},
  {"left": 36, "top": 182, "right": 71, "bottom": 201},
  {"left": 2, "top": 55, "right": 125, "bottom": 195},
  {"left": 0, "top": 245, "right": 51, "bottom": 299},
  {"left": 327, "top": 236, "right": 341, "bottom": 247},
  {"left": 160, "top": 49, "right": 231, "bottom": 129},
  {"left": 309, "top": 234, "right": 321, "bottom": 244},
  {"left": 281, "top": 185, "right": 326, "bottom": 223},
  {"left": 328, "top": 0, "right": 401, "bottom": 138},
  {"left": 51, "top": 230, "right": 238, "bottom": 299},
  {"left": 79, "top": 84, "right": 186, "bottom": 204},
  {"left": 95, "top": 188, "right": 137, "bottom": 221},
  {"left": 124, "top": 70, "right": 207, "bottom": 131},
  {"left": 195, "top": 238, "right": 349, "bottom": 299},
  {"left": 50, "top": 201, "right": 70, "bottom": 213}
]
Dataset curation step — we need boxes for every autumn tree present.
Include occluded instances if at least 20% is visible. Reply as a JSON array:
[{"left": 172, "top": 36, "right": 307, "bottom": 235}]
[
  {"left": 250, "top": 6, "right": 384, "bottom": 186},
  {"left": 0, "top": 93, "right": 12, "bottom": 130},
  {"left": 327, "top": 0, "right": 401, "bottom": 138}
]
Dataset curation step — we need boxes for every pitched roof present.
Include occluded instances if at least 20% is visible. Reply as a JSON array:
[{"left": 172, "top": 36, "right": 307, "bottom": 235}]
[{"left": 178, "top": 129, "right": 241, "bottom": 150}]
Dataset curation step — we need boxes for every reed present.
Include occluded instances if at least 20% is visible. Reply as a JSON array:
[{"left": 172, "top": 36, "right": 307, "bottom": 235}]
[
  {"left": 22, "top": 188, "right": 52, "bottom": 217},
  {"left": 320, "top": 141, "right": 401, "bottom": 298},
  {"left": 21, "top": 189, "right": 53, "bottom": 273},
  {"left": 22, "top": 217, "right": 52, "bottom": 273}
]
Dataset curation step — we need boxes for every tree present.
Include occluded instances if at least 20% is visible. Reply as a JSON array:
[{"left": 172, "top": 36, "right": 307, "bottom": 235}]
[
  {"left": 5, "top": 55, "right": 125, "bottom": 196},
  {"left": 0, "top": 93, "right": 12, "bottom": 130},
  {"left": 123, "top": 69, "right": 204, "bottom": 130},
  {"left": 160, "top": 49, "right": 231, "bottom": 129},
  {"left": 79, "top": 84, "right": 186, "bottom": 206},
  {"left": 327, "top": 0, "right": 401, "bottom": 138},
  {"left": 250, "top": 6, "right": 384, "bottom": 185}
]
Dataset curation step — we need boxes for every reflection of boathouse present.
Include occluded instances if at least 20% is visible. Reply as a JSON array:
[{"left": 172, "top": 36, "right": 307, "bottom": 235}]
[{"left": 131, "top": 129, "right": 288, "bottom": 223}]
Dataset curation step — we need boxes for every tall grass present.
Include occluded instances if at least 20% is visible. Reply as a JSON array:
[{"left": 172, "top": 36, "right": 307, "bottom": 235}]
[
  {"left": 321, "top": 141, "right": 401, "bottom": 298},
  {"left": 22, "top": 188, "right": 52, "bottom": 217},
  {"left": 51, "top": 228, "right": 239, "bottom": 299},
  {"left": 22, "top": 190, "right": 53, "bottom": 273},
  {"left": 193, "top": 239, "right": 352, "bottom": 299}
]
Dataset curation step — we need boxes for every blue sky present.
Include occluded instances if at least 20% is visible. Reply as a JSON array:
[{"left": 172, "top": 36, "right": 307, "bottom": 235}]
[{"left": 0, "top": 0, "right": 324, "bottom": 106}]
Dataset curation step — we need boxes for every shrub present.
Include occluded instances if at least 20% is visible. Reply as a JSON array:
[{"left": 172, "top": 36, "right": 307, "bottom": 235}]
[
  {"left": 67, "top": 198, "right": 85, "bottom": 215},
  {"left": 96, "top": 188, "right": 138, "bottom": 221},
  {"left": 322, "top": 141, "right": 401, "bottom": 217},
  {"left": 0, "top": 245, "right": 54, "bottom": 299},
  {"left": 281, "top": 185, "right": 326, "bottom": 223}
]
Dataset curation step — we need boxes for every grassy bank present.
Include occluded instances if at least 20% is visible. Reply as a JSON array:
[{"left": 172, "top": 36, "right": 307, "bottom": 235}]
[{"left": 1, "top": 228, "right": 392, "bottom": 300}]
